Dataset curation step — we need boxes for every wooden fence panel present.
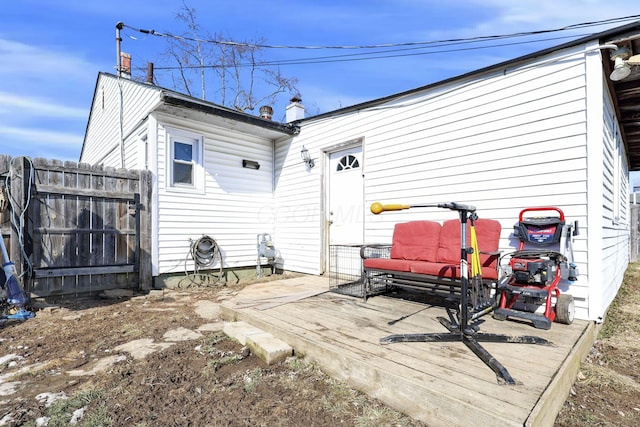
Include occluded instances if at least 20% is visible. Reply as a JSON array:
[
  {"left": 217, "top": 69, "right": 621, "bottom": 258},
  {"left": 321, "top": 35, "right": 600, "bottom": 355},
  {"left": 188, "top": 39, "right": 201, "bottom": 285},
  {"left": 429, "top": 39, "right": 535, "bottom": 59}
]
[
  {"left": 0, "top": 155, "right": 152, "bottom": 298},
  {"left": 631, "top": 203, "right": 640, "bottom": 262}
]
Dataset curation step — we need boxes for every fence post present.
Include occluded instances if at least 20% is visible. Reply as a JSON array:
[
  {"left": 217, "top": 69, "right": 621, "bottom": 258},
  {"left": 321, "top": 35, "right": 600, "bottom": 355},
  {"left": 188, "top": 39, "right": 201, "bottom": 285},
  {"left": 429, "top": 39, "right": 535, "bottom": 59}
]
[
  {"left": 0, "top": 156, "right": 9, "bottom": 269},
  {"left": 138, "top": 170, "right": 153, "bottom": 289},
  {"left": 631, "top": 203, "right": 640, "bottom": 262},
  {"left": 8, "top": 158, "right": 27, "bottom": 284}
]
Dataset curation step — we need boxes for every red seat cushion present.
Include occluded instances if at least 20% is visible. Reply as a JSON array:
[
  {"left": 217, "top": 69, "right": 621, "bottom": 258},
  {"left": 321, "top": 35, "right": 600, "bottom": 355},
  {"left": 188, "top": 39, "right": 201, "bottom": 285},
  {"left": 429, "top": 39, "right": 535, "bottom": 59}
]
[
  {"left": 409, "top": 261, "right": 499, "bottom": 280},
  {"left": 390, "top": 221, "right": 441, "bottom": 262},
  {"left": 363, "top": 258, "right": 414, "bottom": 272},
  {"left": 410, "top": 261, "right": 461, "bottom": 279}
]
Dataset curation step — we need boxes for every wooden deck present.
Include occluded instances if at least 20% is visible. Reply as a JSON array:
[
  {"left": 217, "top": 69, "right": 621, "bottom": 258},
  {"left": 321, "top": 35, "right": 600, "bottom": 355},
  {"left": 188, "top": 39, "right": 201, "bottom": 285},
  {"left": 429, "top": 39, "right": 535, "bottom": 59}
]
[{"left": 219, "top": 275, "right": 595, "bottom": 427}]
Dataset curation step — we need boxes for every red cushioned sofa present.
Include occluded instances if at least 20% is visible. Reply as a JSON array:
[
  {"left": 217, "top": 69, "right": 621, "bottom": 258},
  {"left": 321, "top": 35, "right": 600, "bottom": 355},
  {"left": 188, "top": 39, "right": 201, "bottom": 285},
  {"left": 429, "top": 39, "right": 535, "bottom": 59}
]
[{"left": 360, "top": 218, "right": 502, "bottom": 302}]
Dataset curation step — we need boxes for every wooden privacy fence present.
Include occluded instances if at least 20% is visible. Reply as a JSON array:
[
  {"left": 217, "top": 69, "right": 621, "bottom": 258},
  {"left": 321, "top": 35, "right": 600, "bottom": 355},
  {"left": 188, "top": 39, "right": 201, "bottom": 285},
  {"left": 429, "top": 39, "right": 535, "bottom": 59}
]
[
  {"left": 0, "top": 155, "right": 152, "bottom": 298},
  {"left": 632, "top": 202, "right": 640, "bottom": 262}
]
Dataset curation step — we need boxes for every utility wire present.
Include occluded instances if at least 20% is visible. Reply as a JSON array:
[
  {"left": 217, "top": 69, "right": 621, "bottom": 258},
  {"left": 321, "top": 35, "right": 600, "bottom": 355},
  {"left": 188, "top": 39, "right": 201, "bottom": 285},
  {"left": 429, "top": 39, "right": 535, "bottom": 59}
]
[
  {"left": 144, "top": 33, "right": 591, "bottom": 71},
  {"left": 122, "top": 14, "right": 640, "bottom": 50}
]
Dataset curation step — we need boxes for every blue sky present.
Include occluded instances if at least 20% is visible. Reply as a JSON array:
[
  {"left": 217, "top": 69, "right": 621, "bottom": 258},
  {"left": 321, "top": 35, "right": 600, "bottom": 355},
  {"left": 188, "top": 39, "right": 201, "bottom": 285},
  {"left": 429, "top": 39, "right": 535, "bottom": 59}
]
[{"left": 1, "top": 0, "right": 639, "bottom": 162}]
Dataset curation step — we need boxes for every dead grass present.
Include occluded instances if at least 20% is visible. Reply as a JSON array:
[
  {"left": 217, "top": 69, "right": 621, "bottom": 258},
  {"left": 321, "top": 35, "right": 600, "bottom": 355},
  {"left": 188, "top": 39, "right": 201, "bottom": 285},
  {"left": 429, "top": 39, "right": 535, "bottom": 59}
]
[{"left": 555, "top": 262, "right": 640, "bottom": 426}]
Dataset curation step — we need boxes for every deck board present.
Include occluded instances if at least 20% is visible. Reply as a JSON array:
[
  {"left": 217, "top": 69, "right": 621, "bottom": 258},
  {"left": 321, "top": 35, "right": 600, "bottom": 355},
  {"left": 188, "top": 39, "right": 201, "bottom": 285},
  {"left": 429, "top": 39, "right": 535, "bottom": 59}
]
[{"left": 220, "top": 275, "right": 593, "bottom": 426}]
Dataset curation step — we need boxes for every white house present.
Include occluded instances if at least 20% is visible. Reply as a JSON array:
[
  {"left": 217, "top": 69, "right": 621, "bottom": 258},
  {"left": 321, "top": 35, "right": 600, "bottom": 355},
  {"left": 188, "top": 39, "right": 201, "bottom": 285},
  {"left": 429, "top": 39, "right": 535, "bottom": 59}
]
[
  {"left": 80, "top": 75, "right": 299, "bottom": 279},
  {"left": 81, "top": 21, "right": 640, "bottom": 322}
]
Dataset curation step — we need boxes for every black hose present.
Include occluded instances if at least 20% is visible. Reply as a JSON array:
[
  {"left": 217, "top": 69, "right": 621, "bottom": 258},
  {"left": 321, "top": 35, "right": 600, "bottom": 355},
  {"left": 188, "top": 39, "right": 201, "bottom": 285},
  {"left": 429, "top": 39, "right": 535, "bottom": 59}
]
[
  {"left": 179, "top": 235, "right": 223, "bottom": 288},
  {"left": 191, "top": 235, "right": 219, "bottom": 267}
]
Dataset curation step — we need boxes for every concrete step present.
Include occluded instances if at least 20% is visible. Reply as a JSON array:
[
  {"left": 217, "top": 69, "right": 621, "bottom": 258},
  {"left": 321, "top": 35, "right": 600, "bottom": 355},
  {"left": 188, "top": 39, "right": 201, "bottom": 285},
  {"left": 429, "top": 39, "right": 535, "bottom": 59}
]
[{"left": 223, "top": 321, "right": 293, "bottom": 365}]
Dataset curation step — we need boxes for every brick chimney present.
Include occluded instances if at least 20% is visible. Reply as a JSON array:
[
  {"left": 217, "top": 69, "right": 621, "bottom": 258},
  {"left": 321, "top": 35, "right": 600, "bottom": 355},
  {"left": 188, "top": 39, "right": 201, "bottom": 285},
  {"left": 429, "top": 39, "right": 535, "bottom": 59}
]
[
  {"left": 120, "top": 52, "right": 131, "bottom": 79},
  {"left": 286, "top": 97, "right": 304, "bottom": 122}
]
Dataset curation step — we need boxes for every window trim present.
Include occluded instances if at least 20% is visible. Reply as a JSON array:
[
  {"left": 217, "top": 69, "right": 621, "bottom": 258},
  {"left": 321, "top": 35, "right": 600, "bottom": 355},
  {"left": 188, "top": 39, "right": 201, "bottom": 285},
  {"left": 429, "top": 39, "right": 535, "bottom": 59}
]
[{"left": 165, "top": 127, "right": 205, "bottom": 194}]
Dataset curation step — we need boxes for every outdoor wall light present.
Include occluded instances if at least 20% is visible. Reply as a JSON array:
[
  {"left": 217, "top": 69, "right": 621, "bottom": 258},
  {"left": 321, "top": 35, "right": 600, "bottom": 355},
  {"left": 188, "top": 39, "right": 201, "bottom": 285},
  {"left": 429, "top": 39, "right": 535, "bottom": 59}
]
[
  {"left": 242, "top": 159, "right": 260, "bottom": 170},
  {"left": 608, "top": 46, "right": 640, "bottom": 82},
  {"left": 611, "top": 56, "right": 632, "bottom": 81},
  {"left": 301, "top": 146, "right": 315, "bottom": 169}
]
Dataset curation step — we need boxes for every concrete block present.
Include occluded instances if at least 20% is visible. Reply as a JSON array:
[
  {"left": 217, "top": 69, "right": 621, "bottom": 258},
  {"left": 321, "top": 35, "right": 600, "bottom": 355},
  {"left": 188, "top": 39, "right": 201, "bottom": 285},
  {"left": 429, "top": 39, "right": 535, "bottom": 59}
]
[
  {"left": 222, "top": 321, "right": 265, "bottom": 345},
  {"left": 194, "top": 300, "right": 220, "bottom": 320},
  {"left": 246, "top": 333, "right": 293, "bottom": 365}
]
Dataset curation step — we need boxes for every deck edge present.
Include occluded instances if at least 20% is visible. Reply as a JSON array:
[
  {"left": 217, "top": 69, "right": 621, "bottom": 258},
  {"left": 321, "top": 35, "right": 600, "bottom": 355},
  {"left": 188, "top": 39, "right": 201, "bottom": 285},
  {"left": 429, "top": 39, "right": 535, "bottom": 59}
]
[
  {"left": 525, "top": 320, "right": 596, "bottom": 427},
  {"left": 220, "top": 302, "right": 523, "bottom": 427}
]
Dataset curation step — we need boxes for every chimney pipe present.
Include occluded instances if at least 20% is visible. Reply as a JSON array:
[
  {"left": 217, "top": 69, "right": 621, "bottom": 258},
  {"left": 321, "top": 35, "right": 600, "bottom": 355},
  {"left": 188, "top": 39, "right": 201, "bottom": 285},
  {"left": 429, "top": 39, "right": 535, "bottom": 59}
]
[
  {"left": 146, "top": 62, "right": 154, "bottom": 84},
  {"left": 259, "top": 105, "right": 273, "bottom": 120}
]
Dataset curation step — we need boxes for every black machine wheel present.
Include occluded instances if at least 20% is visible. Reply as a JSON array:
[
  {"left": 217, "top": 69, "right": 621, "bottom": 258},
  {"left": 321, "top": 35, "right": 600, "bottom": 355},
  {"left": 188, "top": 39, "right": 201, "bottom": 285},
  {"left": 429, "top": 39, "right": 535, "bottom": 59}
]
[
  {"left": 555, "top": 293, "right": 575, "bottom": 325},
  {"left": 492, "top": 311, "right": 507, "bottom": 321}
]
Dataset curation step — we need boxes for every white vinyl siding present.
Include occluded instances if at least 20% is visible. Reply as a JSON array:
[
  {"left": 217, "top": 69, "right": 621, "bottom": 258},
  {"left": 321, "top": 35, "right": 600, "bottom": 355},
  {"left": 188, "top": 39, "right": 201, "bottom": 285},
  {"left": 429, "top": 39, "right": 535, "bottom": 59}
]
[
  {"left": 279, "top": 44, "right": 598, "bottom": 314},
  {"left": 81, "top": 74, "right": 161, "bottom": 167},
  {"left": 273, "top": 139, "right": 324, "bottom": 274},
  {"left": 599, "top": 88, "right": 630, "bottom": 318},
  {"left": 154, "top": 114, "right": 276, "bottom": 274}
]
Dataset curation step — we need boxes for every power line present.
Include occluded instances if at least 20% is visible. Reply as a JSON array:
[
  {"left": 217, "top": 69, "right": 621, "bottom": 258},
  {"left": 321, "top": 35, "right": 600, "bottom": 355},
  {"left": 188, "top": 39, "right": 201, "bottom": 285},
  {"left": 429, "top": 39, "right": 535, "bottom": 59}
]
[
  {"left": 143, "top": 33, "right": 592, "bottom": 71},
  {"left": 122, "top": 14, "right": 640, "bottom": 50}
]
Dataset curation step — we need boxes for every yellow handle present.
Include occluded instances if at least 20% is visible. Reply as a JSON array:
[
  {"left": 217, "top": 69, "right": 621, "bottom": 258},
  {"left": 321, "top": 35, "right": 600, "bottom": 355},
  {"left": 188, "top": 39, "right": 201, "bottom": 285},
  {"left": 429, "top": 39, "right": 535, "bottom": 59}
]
[
  {"left": 370, "top": 202, "right": 411, "bottom": 214},
  {"left": 470, "top": 226, "right": 482, "bottom": 277}
]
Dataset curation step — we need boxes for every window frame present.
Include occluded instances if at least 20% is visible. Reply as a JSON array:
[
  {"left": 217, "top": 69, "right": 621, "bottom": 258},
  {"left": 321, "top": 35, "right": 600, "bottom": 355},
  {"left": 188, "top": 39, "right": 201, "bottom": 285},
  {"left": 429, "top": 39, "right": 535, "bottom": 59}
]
[{"left": 165, "top": 127, "right": 204, "bottom": 193}]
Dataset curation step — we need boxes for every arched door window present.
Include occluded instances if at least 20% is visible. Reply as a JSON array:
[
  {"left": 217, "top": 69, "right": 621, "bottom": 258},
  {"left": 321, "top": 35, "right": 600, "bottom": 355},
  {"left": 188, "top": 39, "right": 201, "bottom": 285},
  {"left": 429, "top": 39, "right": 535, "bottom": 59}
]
[{"left": 336, "top": 154, "right": 360, "bottom": 171}]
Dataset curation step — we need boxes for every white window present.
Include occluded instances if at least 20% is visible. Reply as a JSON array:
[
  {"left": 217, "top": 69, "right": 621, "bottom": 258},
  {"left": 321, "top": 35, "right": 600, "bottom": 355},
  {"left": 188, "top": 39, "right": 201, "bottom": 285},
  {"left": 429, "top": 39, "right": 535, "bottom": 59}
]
[{"left": 166, "top": 128, "right": 204, "bottom": 192}]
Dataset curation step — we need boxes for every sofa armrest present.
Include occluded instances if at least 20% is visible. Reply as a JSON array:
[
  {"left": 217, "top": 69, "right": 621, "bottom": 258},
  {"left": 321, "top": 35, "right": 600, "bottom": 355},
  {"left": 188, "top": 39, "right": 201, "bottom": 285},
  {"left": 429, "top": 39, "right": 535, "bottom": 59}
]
[
  {"left": 360, "top": 244, "right": 392, "bottom": 260},
  {"left": 480, "top": 250, "right": 501, "bottom": 256}
]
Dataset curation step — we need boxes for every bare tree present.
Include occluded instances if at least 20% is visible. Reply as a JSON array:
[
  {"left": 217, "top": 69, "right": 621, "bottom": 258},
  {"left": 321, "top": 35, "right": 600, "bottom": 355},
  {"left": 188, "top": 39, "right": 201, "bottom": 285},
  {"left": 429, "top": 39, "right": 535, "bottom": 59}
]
[{"left": 157, "top": 1, "right": 299, "bottom": 114}]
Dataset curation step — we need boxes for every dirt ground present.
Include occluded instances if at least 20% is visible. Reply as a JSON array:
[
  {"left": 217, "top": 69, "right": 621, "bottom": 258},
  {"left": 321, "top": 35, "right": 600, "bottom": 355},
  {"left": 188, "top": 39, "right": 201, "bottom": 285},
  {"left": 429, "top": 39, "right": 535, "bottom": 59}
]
[
  {"left": 0, "top": 275, "right": 425, "bottom": 427},
  {"left": 1, "top": 265, "right": 640, "bottom": 427},
  {"left": 555, "top": 263, "right": 640, "bottom": 426}
]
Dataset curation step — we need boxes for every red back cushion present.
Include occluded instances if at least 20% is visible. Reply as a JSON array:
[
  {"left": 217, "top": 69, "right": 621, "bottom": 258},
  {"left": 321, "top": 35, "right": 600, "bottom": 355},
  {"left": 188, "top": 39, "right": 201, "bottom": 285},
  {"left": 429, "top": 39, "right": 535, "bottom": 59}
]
[
  {"left": 474, "top": 218, "right": 502, "bottom": 266},
  {"left": 390, "top": 221, "right": 441, "bottom": 262},
  {"left": 436, "top": 218, "right": 502, "bottom": 266},
  {"left": 437, "top": 219, "right": 463, "bottom": 264}
]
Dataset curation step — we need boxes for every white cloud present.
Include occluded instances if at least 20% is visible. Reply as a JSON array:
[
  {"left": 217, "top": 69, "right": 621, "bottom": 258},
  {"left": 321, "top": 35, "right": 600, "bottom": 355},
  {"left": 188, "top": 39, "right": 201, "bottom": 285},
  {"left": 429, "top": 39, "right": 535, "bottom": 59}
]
[
  {"left": 451, "top": 1, "right": 639, "bottom": 35},
  {"left": 0, "top": 125, "right": 83, "bottom": 147},
  {"left": 0, "top": 37, "right": 95, "bottom": 160},
  {"left": 0, "top": 92, "right": 87, "bottom": 119},
  {"left": 0, "top": 38, "right": 98, "bottom": 84}
]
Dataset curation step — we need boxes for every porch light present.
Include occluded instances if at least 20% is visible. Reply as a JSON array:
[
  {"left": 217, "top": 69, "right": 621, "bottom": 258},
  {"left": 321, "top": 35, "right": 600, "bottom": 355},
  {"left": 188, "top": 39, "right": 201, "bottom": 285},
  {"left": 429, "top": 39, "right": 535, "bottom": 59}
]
[
  {"left": 609, "top": 46, "right": 636, "bottom": 82},
  {"left": 301, "top": 146, "right": 315, "bottom": 169},
  {"left": 610, "top": 56, "right": 632, "bottom": 81}
]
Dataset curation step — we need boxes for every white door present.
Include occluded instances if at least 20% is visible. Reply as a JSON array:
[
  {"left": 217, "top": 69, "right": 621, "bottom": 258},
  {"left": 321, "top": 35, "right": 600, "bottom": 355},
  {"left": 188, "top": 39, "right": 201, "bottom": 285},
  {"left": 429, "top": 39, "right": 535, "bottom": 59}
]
[
  {"left": 329, "top": 146, "right": 364, "bottom": 245},
  {"left": 328, "top": 146, "right": 364, "bottom": 280}
]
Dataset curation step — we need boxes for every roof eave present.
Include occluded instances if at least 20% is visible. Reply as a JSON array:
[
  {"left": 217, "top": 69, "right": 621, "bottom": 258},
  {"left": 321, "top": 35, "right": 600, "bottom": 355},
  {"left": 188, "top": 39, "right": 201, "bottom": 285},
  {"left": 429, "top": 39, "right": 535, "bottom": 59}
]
[{"left": 160, "top": 94, "right": 299, "bottom": 135}]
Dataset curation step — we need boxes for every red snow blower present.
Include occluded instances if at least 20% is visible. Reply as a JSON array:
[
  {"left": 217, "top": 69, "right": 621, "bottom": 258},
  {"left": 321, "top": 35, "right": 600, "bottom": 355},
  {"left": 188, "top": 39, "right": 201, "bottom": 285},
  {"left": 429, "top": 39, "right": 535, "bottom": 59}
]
[{"left": 493, "top": 207, "right": 578, "bottom": 330}]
